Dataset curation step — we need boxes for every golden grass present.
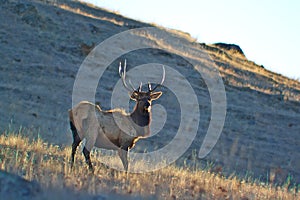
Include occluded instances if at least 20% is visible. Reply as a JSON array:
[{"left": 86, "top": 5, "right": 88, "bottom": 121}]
[
  {"left": 0, "top": 131, "right": 299, "bottom": 199},
  {"left": 56, "top": 4, "right": 124, "bottom": 26}
]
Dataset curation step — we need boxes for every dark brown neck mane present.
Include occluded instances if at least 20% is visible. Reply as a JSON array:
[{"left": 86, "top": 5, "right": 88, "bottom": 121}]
[{"left": 130, "top": 106, "right": 150, "bottom": 127}]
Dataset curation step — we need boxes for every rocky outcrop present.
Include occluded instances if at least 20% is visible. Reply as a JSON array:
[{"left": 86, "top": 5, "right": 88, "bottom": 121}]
[{"left": 213, "top": 43, "right": 246, "bottom": 58}]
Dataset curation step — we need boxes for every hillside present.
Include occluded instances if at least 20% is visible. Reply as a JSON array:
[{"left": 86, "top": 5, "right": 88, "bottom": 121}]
[{"left": 0, "top": 0, "right": 300, "bottom": 195}]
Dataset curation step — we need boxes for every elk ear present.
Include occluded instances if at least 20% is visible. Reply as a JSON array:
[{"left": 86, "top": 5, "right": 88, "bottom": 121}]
[
  {"left": 150, "top": 92, "right": 162, "bottom": 100},
  {"left": 130, "top": 91, "right": 139, "bottom": 100}
]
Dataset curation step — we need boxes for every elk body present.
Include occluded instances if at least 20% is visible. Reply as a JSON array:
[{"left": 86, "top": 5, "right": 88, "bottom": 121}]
[{"left": 69, "top": 61, "right": 164, "bottom": 171}]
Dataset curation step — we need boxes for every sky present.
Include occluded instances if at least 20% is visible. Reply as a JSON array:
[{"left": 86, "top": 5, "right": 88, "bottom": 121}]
[{"left": 83, "top": 0, "right": 300, "bottom": 79}]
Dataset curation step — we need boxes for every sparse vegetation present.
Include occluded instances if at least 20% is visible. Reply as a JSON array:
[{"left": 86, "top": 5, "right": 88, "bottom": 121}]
[
  {"left": 57, "top": 4, "right": 124, "bottom": 26},
  {"left": 0, "top": 131, "right": 298, "bottom": 199},
  {"left": 1, "top": 0, "right": 300, "bottom": 199}
]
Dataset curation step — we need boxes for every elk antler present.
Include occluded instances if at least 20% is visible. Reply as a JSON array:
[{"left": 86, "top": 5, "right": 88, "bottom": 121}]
[
  {"left": 148, "top": 65, "right": 165, "bottom": 92},
  {"left": 119, "top": 60, "right": 137, "bottom": 92}
]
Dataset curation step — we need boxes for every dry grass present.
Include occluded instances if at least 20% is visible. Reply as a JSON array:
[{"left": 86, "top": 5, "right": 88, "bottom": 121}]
[
  {"left": 56, "top": 4, "right": 124, "bottom": 26},
  {"left": 0, "top": 131, "right": 299, "bottom": 200}
]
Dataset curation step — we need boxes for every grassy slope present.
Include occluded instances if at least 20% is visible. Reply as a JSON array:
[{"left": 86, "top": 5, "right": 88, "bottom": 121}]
[
  {"left": 1, "top": 1, "right": 300, "bottom": 199},
  {"left": 0, "top": 131, "right": 298, "bottom": 200}
]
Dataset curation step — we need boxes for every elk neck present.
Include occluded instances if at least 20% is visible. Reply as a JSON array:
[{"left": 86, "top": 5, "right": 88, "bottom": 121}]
[{"left": 130, "top": 105, "right": 151, "bottom": 127}]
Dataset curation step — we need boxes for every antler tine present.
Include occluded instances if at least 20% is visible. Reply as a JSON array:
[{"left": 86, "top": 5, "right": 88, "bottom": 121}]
[
  {"left": 119, "top": 60, "right": 136, "bottom": 92},
  {"left": 118, "top": 61, "right": 122, "bottom": 77},
  {"left": 149, "top": 65, "right": 165, "bottom": 92},
  {"left": 147, "top": 82, "right": 152, "bottom": 92},
  {"left": 139, "top": 82, "right": 143, "bottom": 92},
  {"left": 128, "top": 79, "right": 137, "bottom": 91}
]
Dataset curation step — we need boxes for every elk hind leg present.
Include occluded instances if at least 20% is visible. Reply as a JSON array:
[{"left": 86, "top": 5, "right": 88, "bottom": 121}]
[
  {"left": 70, "top": 121, "right": 81, "bottom": 169},
  {"left": 118, "top": 148, "right": 128, "bottom": 171},
  {"left": 83, "top": 132, "right": 97, "bottom": 172},
  {"left": 83, "top": 147, "right": 94, "bottom": 172}
]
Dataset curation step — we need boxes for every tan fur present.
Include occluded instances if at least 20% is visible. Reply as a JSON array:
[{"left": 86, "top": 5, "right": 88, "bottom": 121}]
[
  {"left": 69, "top": 101, "right": 150, "bottom": 170},
  {"left": 70, "top": 62, "right": 164, "bottom": 171}
]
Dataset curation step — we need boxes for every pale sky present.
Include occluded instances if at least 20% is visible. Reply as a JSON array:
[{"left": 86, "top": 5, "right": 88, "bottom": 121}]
[{"left": 83, "top": 0, "right": 300, "bottom": 79}]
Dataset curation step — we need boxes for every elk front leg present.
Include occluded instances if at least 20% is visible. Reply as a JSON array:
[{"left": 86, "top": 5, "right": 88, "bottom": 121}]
[{"left": 118, "top": 148, "right": 128, "bottom": 171}]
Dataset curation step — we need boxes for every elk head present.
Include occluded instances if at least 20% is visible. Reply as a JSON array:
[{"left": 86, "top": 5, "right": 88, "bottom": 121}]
[{"left": 119, "top": 60, "right": 165, "bottom": 115}]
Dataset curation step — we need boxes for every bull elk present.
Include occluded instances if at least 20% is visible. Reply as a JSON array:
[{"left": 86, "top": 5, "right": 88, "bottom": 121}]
[{"left": 69, "top": 61, "right": 165, "bottom": 171}]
